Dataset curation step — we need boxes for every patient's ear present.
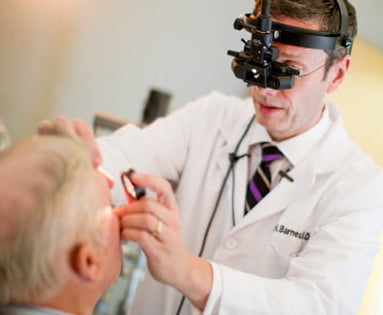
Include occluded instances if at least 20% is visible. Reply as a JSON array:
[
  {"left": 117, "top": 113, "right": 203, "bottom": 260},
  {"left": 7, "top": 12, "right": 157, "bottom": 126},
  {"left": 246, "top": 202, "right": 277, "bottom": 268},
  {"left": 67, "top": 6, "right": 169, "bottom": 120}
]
[{"left": 70, "top": 243, "right": 101, "bottom": 281}]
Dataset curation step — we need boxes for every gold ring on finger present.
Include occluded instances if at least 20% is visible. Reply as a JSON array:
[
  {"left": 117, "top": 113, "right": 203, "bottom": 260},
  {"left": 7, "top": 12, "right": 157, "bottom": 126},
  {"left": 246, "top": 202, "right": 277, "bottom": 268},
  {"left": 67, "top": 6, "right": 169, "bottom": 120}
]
[{"left": 152, "top": 219, "right": 164, "bottom": 238}]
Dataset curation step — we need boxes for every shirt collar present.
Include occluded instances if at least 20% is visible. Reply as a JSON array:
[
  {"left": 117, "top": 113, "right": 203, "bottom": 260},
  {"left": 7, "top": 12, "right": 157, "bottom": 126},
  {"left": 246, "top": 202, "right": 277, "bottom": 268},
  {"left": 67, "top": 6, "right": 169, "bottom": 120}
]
[{"left": 249, "top": 105, "right": 331, "bottom": 166}]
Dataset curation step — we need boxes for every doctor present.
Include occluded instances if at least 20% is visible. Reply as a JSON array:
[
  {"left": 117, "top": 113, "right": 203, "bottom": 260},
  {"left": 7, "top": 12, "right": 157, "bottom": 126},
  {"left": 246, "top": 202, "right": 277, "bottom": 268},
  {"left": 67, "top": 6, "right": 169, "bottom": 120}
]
[{"left": 43, "top": 0, "right": 383, "bottom": 314}]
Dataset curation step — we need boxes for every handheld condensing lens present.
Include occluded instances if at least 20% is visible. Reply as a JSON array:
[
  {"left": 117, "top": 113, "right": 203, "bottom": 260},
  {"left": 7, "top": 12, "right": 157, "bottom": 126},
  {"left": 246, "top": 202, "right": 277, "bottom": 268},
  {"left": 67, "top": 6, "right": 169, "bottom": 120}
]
[{"left": 120, "top": 169, "right": 146, "bottom": 203}]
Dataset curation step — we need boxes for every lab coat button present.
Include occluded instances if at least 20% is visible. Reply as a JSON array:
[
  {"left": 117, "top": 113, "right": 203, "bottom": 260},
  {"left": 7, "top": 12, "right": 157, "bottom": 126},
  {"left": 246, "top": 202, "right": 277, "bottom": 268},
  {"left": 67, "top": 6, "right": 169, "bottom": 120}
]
[{"left": 225, "top": 238, "right": 237, "bottom": 249}]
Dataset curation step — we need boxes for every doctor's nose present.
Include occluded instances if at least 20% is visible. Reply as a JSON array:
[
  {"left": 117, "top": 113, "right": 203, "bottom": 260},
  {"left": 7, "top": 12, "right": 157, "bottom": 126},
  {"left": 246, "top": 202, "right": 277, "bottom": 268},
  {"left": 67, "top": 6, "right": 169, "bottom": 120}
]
[{"left": 252, "top": 85, "right": 279, "bottom": 98}]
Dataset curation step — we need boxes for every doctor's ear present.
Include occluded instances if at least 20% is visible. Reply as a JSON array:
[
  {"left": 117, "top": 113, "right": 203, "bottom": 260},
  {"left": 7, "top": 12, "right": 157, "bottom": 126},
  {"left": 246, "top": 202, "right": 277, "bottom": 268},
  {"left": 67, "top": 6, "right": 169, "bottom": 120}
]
[{"left": 326, "top": 55, "right": 351, "bottom": 94}]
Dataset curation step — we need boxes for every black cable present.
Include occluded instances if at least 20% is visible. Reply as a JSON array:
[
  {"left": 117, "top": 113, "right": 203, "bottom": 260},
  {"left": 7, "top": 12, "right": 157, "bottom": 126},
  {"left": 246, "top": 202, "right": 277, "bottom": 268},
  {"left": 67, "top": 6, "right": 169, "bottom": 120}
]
[
  {"left": 175, "top": 115, "right": 255, "bottom": 315},
  {"left": 231, "top": 163, "right": 237, "bottom": 227},
  {"left": 230, "top": 153, "right": 250, "bottom": 226},
  {"left": 175, "top": 296, "right": 186, "bottom": 315}
]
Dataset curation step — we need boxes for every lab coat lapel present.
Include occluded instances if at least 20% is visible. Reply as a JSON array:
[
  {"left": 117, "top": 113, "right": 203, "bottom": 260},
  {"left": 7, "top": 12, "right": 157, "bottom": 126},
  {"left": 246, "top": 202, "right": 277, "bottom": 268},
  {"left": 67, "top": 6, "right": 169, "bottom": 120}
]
[
  {"left": 216, "top": 138, "right": 231, "bottom": 175},
  {"left": 233, "top": 158, "right": 316, "bottom": 231},
  {"left": 215, "top": 112, "right": 255, "bottom": 176},
  {"left": 215, "top": 128, "right": 250, "bottom": 203},
  {"left": 215, "top": 114, "right": 255, "bottom": 221}
]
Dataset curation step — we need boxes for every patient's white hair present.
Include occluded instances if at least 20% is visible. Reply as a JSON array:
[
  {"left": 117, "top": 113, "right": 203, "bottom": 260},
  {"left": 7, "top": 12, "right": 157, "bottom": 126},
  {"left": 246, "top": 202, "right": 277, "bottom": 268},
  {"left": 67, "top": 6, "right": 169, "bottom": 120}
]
[{"left": 0, "top": 126, "right": 105, "bottom": 304}]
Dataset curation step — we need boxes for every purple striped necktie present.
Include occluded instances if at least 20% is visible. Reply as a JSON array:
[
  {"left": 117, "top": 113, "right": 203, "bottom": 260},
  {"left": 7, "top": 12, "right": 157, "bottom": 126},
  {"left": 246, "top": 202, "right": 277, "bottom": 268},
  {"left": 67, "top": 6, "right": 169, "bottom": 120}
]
[{"left": 245, "top": 142, "right": 284, "bottom": 215}]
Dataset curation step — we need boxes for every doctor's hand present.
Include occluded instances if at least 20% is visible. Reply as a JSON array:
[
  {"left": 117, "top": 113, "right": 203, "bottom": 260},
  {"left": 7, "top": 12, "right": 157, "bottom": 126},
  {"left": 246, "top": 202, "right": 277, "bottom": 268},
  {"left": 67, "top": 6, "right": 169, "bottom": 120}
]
[
  {"left": 37, "top": 116, "right": 102, "bottom": 167},
  {"left": 114, "top": 172, "right": 213, "bottom": 311}
]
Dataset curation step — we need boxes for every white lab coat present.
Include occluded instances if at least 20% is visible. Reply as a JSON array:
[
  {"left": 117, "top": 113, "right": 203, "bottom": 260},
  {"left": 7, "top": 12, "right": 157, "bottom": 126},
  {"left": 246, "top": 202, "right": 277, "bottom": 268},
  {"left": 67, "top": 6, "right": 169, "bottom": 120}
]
[{"left": 99, "top": 91, "right": 383, "bottom": 315}]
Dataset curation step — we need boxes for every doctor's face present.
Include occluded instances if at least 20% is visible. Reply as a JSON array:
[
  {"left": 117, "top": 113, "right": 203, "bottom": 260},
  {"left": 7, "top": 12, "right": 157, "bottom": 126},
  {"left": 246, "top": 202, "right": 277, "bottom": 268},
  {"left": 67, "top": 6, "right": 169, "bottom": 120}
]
[{"left": 251, "top": 17, "right": 345, "bottom": 141}]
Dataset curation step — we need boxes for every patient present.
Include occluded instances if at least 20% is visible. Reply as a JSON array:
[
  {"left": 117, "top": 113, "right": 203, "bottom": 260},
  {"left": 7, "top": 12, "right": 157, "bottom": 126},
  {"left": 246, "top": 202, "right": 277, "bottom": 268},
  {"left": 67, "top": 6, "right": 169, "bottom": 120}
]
[{"left": 0, "top": 124, "right": 122, "bottom": 315}]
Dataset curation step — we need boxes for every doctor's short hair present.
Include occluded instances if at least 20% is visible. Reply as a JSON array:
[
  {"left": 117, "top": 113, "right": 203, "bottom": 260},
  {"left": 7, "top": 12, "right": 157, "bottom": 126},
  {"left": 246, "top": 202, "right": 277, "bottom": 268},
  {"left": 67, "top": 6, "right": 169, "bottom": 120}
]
[
  {"left": 0, "top": 128, "right": 106, "bottom": 304},
  {"left": 254, "top": 0, "right": 357, "bottom": 71}
]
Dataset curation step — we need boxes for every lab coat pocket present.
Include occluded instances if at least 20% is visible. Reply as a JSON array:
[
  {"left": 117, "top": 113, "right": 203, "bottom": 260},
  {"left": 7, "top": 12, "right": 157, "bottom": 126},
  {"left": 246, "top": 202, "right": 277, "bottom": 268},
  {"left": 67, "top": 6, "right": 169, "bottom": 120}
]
[{"left": 269, "top": 225, "right": 310, "bottom": 277}]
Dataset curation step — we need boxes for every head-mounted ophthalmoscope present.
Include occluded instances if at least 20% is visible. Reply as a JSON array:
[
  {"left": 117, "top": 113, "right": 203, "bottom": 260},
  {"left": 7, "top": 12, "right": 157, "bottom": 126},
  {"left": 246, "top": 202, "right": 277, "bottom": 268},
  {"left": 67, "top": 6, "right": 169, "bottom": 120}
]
[{"left": 227, "top": 0, "right": 353, "bottom": 89}]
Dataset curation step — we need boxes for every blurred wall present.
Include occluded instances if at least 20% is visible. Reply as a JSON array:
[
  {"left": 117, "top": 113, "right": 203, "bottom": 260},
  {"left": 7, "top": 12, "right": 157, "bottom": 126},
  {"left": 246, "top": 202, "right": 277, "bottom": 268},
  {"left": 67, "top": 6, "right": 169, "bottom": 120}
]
[
  {"left": 0, "top": 0, "right": 88, "bottom": 142},
  {"left": 328, "top": 41, "right": 383, "bottom": 315},
  {"left": 330, "top": 40, "right": 383, "bottom": 166},
  {"left": 1, "top": 0, "right": 382, "bottom": 145},
  {"left": 0, "top": 0, "right": 252, "bottom": 143}
]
